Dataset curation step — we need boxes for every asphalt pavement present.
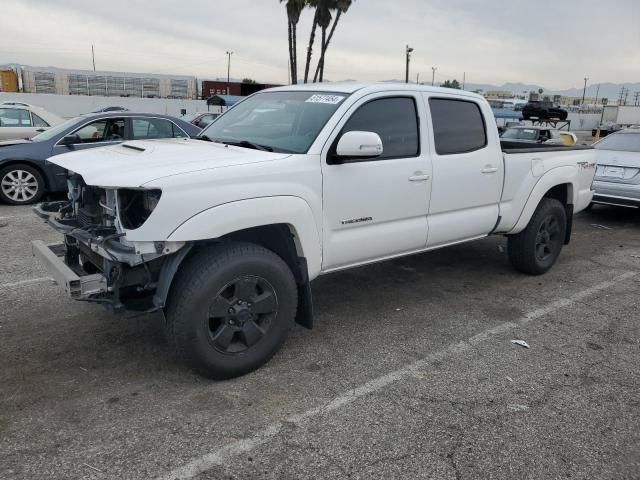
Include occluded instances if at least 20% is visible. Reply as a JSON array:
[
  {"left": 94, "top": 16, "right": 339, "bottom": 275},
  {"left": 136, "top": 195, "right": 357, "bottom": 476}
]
[{"left": 1, "top": 203, "right": 639, "bottom": 480}]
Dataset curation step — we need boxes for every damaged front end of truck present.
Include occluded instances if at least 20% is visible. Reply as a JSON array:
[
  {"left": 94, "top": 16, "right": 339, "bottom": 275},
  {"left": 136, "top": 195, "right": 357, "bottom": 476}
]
[{"left": 32, "top": 173, "right": 188, "bottom": 313}]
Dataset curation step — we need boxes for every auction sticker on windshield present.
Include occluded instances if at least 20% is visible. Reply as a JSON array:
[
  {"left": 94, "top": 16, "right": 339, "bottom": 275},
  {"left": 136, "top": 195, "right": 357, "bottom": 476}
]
[{"left": 306, "top": 94, "right": 345, "bottom": 104}]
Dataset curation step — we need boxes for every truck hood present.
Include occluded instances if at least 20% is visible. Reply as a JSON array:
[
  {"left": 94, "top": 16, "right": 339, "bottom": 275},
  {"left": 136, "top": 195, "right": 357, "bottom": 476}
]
[{"left": 48, "top": 138, "right": 291, "bottom": 187}]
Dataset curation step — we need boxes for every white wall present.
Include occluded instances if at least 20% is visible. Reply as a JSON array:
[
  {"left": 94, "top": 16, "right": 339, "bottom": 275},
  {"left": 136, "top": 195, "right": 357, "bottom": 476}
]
[
  {"left": 566, "top": 113, "right": 601, "bottom": 131},
  {"left": 0, "top": 92, "right": 220, "bottom": 118}
]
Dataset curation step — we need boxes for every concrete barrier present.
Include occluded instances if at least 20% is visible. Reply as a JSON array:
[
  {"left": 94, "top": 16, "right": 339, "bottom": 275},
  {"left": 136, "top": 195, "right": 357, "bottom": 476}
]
[{"left": 0, "top": 92, "right": 221, "bottom": 118}]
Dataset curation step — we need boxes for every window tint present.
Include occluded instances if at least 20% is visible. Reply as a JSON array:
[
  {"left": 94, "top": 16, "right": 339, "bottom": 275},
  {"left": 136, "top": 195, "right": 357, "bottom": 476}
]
[
  {"left": 72, "top": 118, "right": 125, "bottom": 143},
  {"left": 31, "top": 112, "right": 49, "bottom": 127},
  {"left": 429, "top": 98, "right": 487, "bottom": 155},
  {"left": 595, "top": 132, "right": 640, "bottom": 152},
  {"left": 132, "top": 118, "right": 186, "bottom": 139},
  {"left": 341, "top": 97, "right": 419, "bottom": 159},
  {"left": 0, "top": 108, "right": 31, "bottom": 127}
]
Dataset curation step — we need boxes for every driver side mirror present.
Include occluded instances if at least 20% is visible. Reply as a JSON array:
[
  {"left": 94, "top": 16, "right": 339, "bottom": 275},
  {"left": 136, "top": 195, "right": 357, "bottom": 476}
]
[
  {"left": 329, "top": 131, "right": 383, "bottom": 164},
  {"left": 60, "top": 134, "right": 81, "bottom": 146}
]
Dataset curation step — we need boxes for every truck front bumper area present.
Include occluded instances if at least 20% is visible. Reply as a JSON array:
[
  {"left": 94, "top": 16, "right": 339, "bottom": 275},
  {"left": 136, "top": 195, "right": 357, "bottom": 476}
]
[{"left": 31, "top": 240, "right": 108, "bottom": 300}]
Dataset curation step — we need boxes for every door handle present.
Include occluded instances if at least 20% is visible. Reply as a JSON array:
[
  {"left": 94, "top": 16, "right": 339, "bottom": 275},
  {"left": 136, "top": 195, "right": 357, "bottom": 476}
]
[
  {"left": 481, "top": 166, "right": 498, "bottom": 174},
  {"left": 408, "top": 172, "right": 430, "bottom": 182}
]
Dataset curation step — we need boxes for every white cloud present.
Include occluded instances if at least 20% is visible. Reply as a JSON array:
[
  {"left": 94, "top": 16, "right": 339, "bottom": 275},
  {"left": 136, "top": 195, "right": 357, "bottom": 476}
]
[{"left": 1, "top": 0, "right": 638, "bottom": 88}]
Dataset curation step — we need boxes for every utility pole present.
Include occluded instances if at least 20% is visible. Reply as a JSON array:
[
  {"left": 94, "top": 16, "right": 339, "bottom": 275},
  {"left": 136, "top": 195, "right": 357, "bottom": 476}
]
[
  {"left": 226, "top": 51, "right": 234, "bottom": 95},
  {"left": 634, "top": 91, "right": 640, "bottom": 106},
  {"left": 594, "top": 84, "right": 600, "bottom": 105},
  {"left": 581, "top": 77, "right": 588, "bottom": 105},
  {"left": 618, "top": 86, "right": 625, "bottom": 105},
  {"left": 416, "top": 72, "right": 420, "bottom": 84},
  {"left": 624, "top": 88, "right": 629, "bottom": 105},
  {"left": 431, "top": 66, "right": 437, "bottom": 86},
  {"left": 91, "top": 44, "right": 96, "bottom": 72},
  {"left": 405, "top": 45, "right": 413, "bottom": 83},
  {"left": 462, "top": 71, "right": 466, "bottom": 90}
]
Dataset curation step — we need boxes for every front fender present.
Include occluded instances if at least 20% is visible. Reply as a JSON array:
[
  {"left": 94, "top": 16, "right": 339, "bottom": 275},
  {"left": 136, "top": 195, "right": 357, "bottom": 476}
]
[
  {"left": 167, "top": 196, "right": 323, "bottom": 279},
  {"left": 509, "top": 165, "right": 577, "bottom": 234}
]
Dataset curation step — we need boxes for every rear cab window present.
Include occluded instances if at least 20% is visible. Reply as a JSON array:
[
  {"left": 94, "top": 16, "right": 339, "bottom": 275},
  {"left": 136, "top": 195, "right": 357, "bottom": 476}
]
[{"left": 428, "top": 98, "right": 487, "bottom": 155}]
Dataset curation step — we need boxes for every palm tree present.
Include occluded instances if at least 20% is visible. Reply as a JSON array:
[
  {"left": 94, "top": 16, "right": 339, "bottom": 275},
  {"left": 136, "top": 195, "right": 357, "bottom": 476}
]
[
  {"left": 303, "top": 0, "right": 321, "bottom": 83},
  {"left": 313, "top": 0, "right": 352, "bottom": 82},
  {"left": 281, "top": 0, "right": 306, "bottom": 84}
]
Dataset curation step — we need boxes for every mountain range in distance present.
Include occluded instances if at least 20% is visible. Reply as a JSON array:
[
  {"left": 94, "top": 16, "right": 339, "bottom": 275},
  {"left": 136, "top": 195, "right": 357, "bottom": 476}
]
[{"left": 378, "top": 79, "right": 640, "bottom": 100}]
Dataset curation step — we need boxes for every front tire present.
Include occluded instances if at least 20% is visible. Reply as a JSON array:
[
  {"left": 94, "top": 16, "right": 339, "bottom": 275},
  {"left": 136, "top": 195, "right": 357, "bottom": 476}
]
[
  {"left": 165, "top": 242, "right": 298, "bottom": 379},
  {"left": 508, "top": 198, "right": 567, "bottom": 275},
  {"left": 0, "top": 164, "right": 45, "bottom": 205}
]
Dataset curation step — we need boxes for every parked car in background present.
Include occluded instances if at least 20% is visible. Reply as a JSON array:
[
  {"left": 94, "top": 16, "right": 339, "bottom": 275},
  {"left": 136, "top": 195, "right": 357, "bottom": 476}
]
[
  {"left": 92, "top": 106, "right": 129, "bottom": 113},
  {"left": 0, "top": 104, "right": 64, "bottom": 141},
  {"left": 522, "top": 101, "right": 568, "bottom": 121},
  {"left": 181, "top": 111, "right": 220, "bottom": 129},
  {"left": 0, "top": 112, "right": 200, "bottom": 204},
  {"left": 500, "top": 126, "right": 577, "bottom": 146},
  {"left": 592, "top": 129, "right": 640, "bottom": 208}
]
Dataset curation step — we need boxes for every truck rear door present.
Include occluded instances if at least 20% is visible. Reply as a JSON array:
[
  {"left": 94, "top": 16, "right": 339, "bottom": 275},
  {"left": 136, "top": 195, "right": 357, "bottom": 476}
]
[{"left": 423, "top": 95, "right": 504, "bottom": 247}]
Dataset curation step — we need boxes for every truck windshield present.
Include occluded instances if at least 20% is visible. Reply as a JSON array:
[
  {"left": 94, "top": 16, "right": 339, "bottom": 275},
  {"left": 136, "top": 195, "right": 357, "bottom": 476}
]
[
  {"left": 199, "top": 91, "right": 347, "bottom": 153},
  {"left": 595, "top": 131, "right": 640, "bottom": 152},
  {"left": 501, "top": 128, "right": 539, "bottom": 140}
]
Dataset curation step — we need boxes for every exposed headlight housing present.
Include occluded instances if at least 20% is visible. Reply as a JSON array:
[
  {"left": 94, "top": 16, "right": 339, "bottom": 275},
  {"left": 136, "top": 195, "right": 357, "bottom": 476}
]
[{"left": 117, "top": 189, "right": 162, "bottom": 230}]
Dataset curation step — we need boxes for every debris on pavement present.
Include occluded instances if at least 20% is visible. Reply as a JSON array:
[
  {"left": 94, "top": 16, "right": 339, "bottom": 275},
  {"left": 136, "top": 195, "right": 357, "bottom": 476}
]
[
  {"left": 511, "top": 340, "right": 530, "bottom": 349},
  {"left": 507, "top": 404, "right": 530, "bottom": 412},
  {"left": 506, "top": 376, "right": 514, "bottom": 382},
  {"left": 590, "top": 224, "right": 612, "bottom": 230}
]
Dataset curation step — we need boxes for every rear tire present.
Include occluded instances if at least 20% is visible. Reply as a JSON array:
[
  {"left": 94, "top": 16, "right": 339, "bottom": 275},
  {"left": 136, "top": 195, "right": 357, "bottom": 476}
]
[
  {"left": 0, "top": 164, "right": 45, "bottom": 205},
  {"left": 165, "top": 242, "right": 298, "bottom": 379},
  {"left": 508, "top": 198, "right": 567, "bottom": 275}
]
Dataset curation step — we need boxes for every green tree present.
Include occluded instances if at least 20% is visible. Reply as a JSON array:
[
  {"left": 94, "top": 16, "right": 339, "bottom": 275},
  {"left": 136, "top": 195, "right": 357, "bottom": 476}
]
[
  {"left": 280, "top": 0, "right": 306, "bottom": 84},
  {"left": 440, "top": 79, "right": 461, "bottom": 89}
]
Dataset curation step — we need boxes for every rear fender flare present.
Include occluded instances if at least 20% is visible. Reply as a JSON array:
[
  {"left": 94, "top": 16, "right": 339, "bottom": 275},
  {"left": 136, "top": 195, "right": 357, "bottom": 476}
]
[{"left": 510, "top": 166, "right": 576, "bottom": 234}]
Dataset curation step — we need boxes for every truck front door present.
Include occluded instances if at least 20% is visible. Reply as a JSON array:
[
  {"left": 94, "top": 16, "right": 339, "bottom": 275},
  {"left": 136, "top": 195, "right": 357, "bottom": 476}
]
[
  {"left": 423, "top": 95, "right": 504, "bottom": 247},
  {"left": 321, "top": 93, "right": 431, "bottom": 270}
]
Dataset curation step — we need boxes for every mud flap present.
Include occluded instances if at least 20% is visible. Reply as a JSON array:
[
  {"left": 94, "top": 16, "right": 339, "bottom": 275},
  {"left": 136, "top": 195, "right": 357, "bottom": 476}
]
[
  {"left": 564, "top": 204, "right": 574, "bottom": 245},
  {"left": 295, "top": 280, "right": 314, "bottom": 330}
]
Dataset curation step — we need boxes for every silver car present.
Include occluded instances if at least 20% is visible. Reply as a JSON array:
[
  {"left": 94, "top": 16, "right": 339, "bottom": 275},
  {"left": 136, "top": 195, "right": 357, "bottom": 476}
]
[
  {"left": 592, "top": 129, "right": 640, "bottom": 208},
  {"left": 0, "top": 104, "right": 64, "bottom": 141}
]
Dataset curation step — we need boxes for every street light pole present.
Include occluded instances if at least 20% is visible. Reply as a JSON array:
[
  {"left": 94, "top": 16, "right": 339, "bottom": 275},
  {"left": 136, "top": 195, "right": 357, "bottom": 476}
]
[
  {"left": 431, "top": 66, "right": 437, "bottom": 86},
  {"left": 581, "top": 77, "right": 588, "bottom": 105},
  {"left": 405, "top": 45, "right": 413, "bottom": 83},
  {"left": 226, "top": 51, "right": 234, "bottom": 95}
]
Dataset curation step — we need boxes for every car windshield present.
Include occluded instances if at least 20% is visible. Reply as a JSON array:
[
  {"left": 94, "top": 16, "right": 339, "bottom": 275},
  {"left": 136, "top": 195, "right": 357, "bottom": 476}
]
[
  {"left": 199, "top": 90, "right": 348, "bottom": 153},
  {"left": 502, "top": 128, "right": 539, "bottom": 140},
  {"left": 30, "top": 117, "right": 81, "bottom": 142},
  {"left": 595, "top": 131, "right": 640, "bottom": 152},
  {"left": 181, "top": 113, "right": 200, "bottom": 122}
]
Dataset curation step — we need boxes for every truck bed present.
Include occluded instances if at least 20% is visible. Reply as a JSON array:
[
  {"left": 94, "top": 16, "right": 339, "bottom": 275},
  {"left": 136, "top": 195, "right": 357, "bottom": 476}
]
[{"left": 500, "top": 140, "right": 593, "bottom": 153}]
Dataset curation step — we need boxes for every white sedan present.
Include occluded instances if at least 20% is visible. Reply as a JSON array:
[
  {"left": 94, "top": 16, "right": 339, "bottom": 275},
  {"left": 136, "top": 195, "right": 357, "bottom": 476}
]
[
  {"left": 592, "top": 129, "right": 640, "bottom": 208},
  {"left": 0, "top": 104, "right": 64, "bottom": 141}
]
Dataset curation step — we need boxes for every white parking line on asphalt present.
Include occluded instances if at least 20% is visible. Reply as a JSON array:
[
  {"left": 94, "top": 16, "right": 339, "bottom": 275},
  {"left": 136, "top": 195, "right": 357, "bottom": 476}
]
[
  {"left": 0, "top": 277, "right": 53, "bottom": 290},
  {"left": 157, "top": 270, "right": 638, "bottom": 480}
]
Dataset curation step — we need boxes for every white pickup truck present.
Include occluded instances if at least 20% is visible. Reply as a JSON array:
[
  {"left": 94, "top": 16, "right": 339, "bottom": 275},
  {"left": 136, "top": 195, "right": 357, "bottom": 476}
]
[{"left": 33, "top": 83, "right": 596, "bottom": 378}]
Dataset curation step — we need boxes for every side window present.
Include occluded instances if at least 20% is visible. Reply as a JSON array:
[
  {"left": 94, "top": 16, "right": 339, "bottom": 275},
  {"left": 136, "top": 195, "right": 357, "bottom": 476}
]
[
  {"left": 429, "top": 98, "right": 487, "bottom": 155},
  {"left": 0, "top": 108, "right": 32, "bottom": 127},
  {"left": 132, "top": 118, "right": 185, "bottom": 139},
  {"left": 31, "top": 112, "right": 50, "bottom": 128},
  {"left": 340, "top": 97, "right": 419, "bottom": 160},
  {"left": 72, "top": 118, "right": 125, "bottom": 144}
]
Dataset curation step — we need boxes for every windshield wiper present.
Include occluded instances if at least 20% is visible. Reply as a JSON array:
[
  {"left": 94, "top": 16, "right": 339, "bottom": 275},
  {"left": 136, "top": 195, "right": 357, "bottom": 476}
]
[
  {"left": 223, "top": 140, "right": 273, "bottom": 152},
  {"left": 194, "top": 134, "right": 213, "bottom": 142}
]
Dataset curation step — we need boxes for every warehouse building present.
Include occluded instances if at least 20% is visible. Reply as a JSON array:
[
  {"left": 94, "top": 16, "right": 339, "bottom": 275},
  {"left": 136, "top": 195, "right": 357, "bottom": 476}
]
[{"left": 1, "top": 64, "right": 198, "bottom": 99}]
